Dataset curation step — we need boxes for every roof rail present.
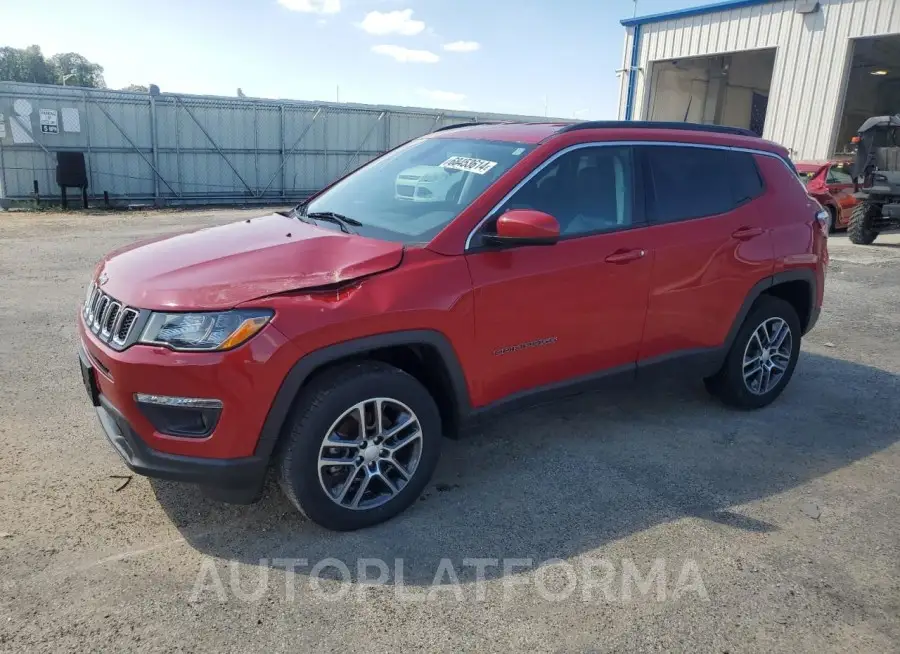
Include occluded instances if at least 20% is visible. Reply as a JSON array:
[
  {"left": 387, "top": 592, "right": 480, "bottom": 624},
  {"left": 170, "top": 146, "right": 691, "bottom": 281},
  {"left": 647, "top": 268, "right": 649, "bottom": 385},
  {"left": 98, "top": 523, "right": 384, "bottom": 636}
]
[
  {"left": 557, "top": 120, "right": 759, "bottom": 138},
  {"left": 430, "top": 120, "right": 511, "bottom": 133}
]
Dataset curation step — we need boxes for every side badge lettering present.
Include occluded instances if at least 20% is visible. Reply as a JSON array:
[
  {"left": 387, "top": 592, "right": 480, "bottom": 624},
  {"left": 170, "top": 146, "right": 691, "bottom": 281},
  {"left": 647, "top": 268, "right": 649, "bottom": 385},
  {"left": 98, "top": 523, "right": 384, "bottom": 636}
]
[{"left": 492, "top": 337, "right": 558, "bottom": 357}]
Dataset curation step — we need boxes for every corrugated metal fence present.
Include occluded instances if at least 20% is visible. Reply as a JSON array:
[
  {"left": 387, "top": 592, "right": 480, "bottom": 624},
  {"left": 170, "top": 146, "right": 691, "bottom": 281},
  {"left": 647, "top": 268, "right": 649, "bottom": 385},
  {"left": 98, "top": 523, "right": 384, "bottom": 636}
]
[{"left": 0, "top": 82, "right": 554, "bottom": 206}]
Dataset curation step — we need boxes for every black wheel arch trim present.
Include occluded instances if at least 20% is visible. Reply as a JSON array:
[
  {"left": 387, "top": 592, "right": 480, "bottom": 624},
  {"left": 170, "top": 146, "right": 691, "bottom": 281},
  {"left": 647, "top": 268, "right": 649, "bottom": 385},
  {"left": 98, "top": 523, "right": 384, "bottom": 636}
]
[
  {"left": 253, "top": 330, "right": 472, "bottom": 460},
  {"left": 254, "top": 271, "right": 818, "bottom": 461},
  {"left": 640, "top": 269, "right": 819, "bottom": 378},
  {"left": 724, "top": 269, "right": 818, "bottom": 349}
]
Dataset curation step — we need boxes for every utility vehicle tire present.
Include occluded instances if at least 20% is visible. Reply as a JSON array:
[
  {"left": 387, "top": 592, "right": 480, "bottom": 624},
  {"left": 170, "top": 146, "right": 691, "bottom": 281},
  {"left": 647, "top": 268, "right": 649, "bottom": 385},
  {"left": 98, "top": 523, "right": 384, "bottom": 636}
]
[
  {"left": 704, "top": 296, "right": 801, "bottom": 410},
  {"left": 276, "top": 361, "right": 442, "bottom": 531},
  {"left": 848, "top": 202, "right": 880, "bottom": 245}
]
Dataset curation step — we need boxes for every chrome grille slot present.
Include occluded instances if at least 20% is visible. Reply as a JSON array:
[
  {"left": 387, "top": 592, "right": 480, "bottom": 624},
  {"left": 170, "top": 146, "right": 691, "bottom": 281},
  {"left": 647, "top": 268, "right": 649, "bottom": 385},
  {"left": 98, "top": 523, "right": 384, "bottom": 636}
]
[
  {"left": 83, "top": 283, "right": 97, "bottom": 318},
  {"left": 92, "top": 296, "right": 109, "bottom": 329},
  {"left": 87, "top": 287, "right": 102, "bottom": 321},
  {"left": 102, "top": 302, "right": 121, "bottom": 336},
  {"left": 114, "top": 309, "right": 139, "bottom": 345},
  {"left": 82, "top": 285, "right": 142, "bottom": 349}
]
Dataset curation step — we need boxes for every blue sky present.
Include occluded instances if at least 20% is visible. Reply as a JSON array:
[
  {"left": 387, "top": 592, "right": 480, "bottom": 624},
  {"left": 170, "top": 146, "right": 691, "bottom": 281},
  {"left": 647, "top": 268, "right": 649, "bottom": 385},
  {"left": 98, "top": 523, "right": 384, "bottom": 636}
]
[{"left": 5, "top": 0, "right": 694, "bottom": 119}]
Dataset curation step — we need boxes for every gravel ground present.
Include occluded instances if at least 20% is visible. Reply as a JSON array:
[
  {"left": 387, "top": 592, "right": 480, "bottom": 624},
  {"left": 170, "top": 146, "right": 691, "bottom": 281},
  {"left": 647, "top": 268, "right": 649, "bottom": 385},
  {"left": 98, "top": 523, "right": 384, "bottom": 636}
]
[{"left": 0, "top": 210, "right": 898, "bottom": 653}]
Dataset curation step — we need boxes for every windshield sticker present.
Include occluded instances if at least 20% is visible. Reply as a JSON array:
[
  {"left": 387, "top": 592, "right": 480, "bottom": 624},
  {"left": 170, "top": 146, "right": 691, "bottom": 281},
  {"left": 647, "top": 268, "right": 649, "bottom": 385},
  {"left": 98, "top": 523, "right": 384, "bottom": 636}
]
[
  {"left": 440, "top": 156, "right": 498, "bottom": 175},
  {"left": 512, "top": 147, "right": 525, "bottom": 156}
]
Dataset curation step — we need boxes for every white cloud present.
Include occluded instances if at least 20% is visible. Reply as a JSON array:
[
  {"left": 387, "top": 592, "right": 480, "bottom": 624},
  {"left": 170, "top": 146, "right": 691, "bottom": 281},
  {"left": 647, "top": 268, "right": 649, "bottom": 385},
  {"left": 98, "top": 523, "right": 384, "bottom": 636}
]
[
  {"left": 277, "top": 0, "right": 340, "bottom": 14},
  {"left": 418, "top": 88, "right": 466, "bottom": 104},
  {"left": 360, "top": 9, "right": 425, "bottom": 36},
  {"left": 371, "top": 45, "right": 439, "bottom": 63},
  {"left": 442, "top": 41, "right": 480, "bottom": 53}
]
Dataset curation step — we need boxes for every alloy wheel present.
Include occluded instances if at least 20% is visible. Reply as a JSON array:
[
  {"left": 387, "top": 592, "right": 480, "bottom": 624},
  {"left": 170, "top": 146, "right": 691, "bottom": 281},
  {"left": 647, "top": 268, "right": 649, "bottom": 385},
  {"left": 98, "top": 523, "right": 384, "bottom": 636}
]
[
  {"left": 742, "top": 317, "right": 793, "bottom": 395},
  {"left": 317, "top": 398, "right": 423, "bottom": 510}
]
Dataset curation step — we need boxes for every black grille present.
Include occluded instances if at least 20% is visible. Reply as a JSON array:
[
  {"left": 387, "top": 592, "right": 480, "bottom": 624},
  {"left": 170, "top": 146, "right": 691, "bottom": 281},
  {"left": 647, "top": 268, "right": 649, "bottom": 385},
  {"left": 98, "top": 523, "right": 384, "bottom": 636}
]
[
  {"left": 93, "top": 296, "right": 109, "bottom": 328},
  {"left": 117, "top": 310, "right": 138, "bottom": 342},
  {"left": 103, "top": 303, "right": 121, "bottom": 334},
  {"left": 396, "top": 184, "right": 415, "bottom": 197}
]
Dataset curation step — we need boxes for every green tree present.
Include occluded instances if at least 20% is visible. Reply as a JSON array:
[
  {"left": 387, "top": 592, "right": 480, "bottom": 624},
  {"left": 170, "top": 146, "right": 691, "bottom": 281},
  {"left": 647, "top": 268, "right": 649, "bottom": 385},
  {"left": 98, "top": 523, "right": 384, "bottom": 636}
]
[
  {"left": 0, "top": 45, "right": 55, "bottom": 84},
  {"left": 0, "top": 47, "right": 25, "bottom": 81},
  {"left": 119, "top": 84, "right": 148, "bottom": 93},
  {"left": 0, "top": 46, "right": 105, "bottom": 87},
  {"left": 48, "top": 52, "right": 105, "bottom": 87}
]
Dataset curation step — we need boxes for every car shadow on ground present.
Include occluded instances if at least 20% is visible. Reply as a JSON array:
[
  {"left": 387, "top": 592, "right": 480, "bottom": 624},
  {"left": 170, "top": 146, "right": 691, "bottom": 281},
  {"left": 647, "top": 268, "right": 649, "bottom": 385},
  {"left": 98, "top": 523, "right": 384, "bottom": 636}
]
[{"left": 151, "top": 351, "right": 900, "bottom": 585}]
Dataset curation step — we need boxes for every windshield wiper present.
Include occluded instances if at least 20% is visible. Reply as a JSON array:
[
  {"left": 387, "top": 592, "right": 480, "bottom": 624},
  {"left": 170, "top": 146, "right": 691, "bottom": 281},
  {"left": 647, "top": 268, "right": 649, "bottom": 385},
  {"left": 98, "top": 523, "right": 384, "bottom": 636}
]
[
  {"left": 287, "top": 205, "right": 315, "bottom": 224},
  {"left": 305, "top": 211, "right": 363, "bottom": 234}
]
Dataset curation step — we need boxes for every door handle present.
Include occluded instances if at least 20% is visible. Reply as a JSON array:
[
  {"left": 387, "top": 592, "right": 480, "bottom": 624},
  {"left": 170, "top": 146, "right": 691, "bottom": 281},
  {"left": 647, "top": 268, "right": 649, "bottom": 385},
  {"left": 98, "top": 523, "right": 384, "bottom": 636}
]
[
  {"left": 731, "top": 226, "right": 764, "bottom": 240},
  {"left": 604, "top": 249, "right": 646, "bottom": 264}
]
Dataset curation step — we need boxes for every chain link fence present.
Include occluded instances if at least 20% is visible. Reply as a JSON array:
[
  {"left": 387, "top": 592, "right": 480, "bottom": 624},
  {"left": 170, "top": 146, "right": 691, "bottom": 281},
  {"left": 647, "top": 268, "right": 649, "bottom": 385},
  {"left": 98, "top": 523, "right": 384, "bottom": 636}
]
[{"left": 0, "top": 82, "right": 557, "bottom": 208}]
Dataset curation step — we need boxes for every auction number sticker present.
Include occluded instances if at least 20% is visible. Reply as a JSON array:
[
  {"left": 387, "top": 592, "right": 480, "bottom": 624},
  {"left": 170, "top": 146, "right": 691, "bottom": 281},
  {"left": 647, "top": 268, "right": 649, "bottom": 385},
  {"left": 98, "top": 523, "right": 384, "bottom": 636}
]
[{"left": 440, "top": 156, "right": 498, "bottom": 175}]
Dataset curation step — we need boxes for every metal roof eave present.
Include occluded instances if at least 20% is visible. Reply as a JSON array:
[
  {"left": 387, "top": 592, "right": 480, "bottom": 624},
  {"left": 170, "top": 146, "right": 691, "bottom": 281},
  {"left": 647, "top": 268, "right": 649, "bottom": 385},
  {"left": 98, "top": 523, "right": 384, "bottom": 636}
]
[{"left": 621, "top": 0, "right": 781, "bottom": 27}]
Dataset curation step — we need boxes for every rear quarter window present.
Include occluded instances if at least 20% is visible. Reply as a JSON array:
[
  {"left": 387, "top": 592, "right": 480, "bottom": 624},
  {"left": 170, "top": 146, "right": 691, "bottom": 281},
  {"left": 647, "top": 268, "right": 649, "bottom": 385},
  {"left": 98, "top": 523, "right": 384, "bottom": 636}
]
[
  {"left": 644, "top": 146, "right": 764, "bottom": 224},
  {"left": 728, "top": 151, "right": 765, "bottom": 205}
]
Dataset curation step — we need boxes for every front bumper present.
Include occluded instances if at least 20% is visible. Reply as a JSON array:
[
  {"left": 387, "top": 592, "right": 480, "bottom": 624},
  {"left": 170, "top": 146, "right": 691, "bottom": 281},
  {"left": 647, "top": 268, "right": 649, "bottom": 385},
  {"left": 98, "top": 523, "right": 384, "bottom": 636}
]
[{"left": 79, "top": 344, "right": 268, "bottom": 502}]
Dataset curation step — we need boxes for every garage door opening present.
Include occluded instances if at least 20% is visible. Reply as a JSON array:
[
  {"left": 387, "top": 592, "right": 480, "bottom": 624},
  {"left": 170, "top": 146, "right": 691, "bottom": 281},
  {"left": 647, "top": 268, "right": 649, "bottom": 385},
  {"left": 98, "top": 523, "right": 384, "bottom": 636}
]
[
  {"left": 645, "top": 48, "right": 776, "bottom": 136},
  {"left": 834, "top": 33, "right": 900, "bottom": 156}
]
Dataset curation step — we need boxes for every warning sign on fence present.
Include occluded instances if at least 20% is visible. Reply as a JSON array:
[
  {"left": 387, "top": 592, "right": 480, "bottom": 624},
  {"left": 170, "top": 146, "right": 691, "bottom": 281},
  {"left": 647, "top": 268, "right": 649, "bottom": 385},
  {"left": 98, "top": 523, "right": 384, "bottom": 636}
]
[{"left": 39, "top": 108, "right": 58, "bottom": 134}]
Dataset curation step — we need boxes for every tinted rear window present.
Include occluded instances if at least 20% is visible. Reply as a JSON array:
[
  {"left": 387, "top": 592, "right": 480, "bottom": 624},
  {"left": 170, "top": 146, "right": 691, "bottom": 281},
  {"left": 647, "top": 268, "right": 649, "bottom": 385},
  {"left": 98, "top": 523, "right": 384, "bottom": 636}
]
[
  {"left": 645, "top": 146, "right": 764, "bottom": 223},
  {"left": 729, "top": 151, "right": 765, "bottom": 204}
]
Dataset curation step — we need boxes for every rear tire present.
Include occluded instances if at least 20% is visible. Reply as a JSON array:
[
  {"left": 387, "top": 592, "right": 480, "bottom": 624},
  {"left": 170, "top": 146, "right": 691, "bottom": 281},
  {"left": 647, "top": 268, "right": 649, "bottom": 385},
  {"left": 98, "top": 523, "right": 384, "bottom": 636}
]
[
  {"left": 704, "top": 296, "right": 801, "bottom": 410},
  {"left": 848, "top": 202, "right": 880, "bottom": 244},
  {"left": 276, "top": 361, "right": 441, "bottom": 531},
  {"left": 826, "top": 206, "right": 837, "bottom": 233}
]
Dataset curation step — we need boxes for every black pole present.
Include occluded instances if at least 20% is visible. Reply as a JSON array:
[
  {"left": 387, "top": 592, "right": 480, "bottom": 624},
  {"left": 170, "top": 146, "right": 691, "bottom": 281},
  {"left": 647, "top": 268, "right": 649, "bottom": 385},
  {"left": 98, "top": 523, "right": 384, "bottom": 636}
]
[
  {"left": 103, "top": 191, "right": 110, "bottom": 208},
  {"left": 81, "top": 186, "right": 88, "bottom": 209},
  {"left": 33, "top": 180, "right": 40, "bottom": 206},
  {"left": 61, "top": 186, "right": 68, "bottom": 210}
]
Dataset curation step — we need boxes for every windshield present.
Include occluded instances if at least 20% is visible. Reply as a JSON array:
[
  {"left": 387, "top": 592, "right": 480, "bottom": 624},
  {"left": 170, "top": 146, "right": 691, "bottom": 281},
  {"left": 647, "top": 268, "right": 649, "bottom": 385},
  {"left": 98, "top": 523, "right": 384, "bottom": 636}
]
[
  {"left": 798, "top": 170, "right": 816, "bottom": 183},
  {"left": 303, "top": 137, "right": 533, "bottom": 244}
]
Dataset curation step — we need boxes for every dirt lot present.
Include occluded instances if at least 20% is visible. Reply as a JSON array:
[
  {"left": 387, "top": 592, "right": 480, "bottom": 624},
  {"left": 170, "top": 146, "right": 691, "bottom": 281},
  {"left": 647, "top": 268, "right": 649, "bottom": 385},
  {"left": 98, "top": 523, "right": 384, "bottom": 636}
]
[{"left": 0, "top": 210, "right": 898, "bottom": 653}]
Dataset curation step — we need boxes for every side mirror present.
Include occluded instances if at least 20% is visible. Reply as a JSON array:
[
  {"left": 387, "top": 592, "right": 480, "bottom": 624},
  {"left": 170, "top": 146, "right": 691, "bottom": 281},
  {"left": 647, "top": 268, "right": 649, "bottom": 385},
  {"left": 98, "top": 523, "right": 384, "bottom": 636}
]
[{"left": 482, "top": 209, "right": 560, "bottom": 248}]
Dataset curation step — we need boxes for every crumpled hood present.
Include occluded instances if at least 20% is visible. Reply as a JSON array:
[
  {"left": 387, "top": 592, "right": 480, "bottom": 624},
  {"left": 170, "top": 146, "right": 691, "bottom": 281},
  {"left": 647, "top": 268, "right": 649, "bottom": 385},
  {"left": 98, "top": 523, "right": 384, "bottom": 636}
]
[{"left": 96, "top": 213, "right": 404, "bottom": 310}]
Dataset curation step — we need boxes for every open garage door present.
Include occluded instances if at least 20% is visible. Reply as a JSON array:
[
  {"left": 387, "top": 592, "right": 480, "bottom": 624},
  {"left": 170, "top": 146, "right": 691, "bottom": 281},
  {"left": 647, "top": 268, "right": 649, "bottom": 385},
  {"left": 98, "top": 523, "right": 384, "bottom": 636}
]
[
  {"left": 646, "top": 49, "right": 776, "bottom": 136},
  {"left": 834, "top": 34, "right": 900, "bottom": 156}
]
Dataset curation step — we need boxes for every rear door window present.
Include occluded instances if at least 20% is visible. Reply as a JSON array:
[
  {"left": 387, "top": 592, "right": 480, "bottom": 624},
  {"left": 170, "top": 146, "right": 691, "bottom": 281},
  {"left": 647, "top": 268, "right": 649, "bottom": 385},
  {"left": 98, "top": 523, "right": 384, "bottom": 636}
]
[
  {"left": 644, "top": 146, "right": 763, "bottom": 223},
  {"left": 826, "top": 164, "right": 853, "bottom": 184}
]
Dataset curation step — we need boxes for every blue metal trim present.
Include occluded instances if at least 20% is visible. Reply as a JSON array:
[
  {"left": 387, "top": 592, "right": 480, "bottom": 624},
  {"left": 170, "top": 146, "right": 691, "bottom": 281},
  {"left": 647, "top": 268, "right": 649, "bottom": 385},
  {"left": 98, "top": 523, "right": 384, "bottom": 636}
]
[
  {"left": 624, "top": 24, "right": 642, "bottom": 121},
  {"left": 621, "top": 0, "right": 778, "bottom": 27}
]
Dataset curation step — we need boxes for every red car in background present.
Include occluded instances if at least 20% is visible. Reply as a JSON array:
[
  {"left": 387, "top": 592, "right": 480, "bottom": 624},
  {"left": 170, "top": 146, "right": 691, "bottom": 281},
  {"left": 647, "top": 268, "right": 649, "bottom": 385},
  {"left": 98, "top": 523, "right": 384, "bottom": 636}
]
[{"left": 797, "top": 160, "right": 859, "bottom": 232}]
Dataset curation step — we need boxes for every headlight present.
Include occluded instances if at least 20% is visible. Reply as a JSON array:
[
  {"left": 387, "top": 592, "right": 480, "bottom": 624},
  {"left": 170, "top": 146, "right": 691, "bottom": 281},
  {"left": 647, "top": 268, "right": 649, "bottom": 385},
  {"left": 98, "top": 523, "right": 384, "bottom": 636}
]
[{"left": 139, "top": 309, "right": 273, "bottom": 351}]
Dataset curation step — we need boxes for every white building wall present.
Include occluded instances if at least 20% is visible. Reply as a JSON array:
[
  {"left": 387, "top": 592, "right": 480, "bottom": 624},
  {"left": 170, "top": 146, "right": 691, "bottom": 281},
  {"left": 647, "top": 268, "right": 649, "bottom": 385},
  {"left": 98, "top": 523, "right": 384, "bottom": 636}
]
[{"left": 620, "top": 0, "right": 900, "bottom": 161}]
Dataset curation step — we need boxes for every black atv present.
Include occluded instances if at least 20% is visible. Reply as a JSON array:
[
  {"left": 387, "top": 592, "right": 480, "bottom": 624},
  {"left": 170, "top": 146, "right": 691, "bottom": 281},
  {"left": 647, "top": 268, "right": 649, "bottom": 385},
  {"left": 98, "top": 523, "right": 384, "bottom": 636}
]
[{"left": 848, "top": 114, "right": 900, "bottom": 245}]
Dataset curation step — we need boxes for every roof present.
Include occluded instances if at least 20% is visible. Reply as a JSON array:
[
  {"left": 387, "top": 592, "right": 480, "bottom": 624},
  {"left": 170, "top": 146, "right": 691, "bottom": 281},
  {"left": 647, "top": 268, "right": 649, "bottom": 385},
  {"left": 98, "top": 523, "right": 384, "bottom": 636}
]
[
  {"left": 857, "top": 115, "right": 900, "bottom": 133},
  {"left": 425, "top": 122, "right": 570, "bottom": 144},
  {"left": 425, "top": 120, "right": 790, "bottom": 159},
  {"left": 621, "top": 0, "right": 781, "bottom": 27}
]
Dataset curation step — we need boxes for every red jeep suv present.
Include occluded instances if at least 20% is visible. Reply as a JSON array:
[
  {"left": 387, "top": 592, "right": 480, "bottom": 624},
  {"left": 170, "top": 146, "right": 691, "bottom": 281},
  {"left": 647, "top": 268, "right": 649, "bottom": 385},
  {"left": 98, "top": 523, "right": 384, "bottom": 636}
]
[{"left": 78, "top": 121, "right": 828, "bottom": 530}]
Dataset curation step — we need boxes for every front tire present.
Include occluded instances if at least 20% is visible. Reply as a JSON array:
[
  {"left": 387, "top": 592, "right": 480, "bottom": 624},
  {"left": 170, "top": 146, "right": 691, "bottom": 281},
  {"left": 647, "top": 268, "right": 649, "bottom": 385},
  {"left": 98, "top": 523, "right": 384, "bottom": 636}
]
[
  {"left": 848, "top": 202, "right": 880, "bottom": 244},
  {"left": 276, "top": 361, "right": 442, "bottom": 531},
  {"left": 704, "top": 296, "right": 801, "bottom": 410}
]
